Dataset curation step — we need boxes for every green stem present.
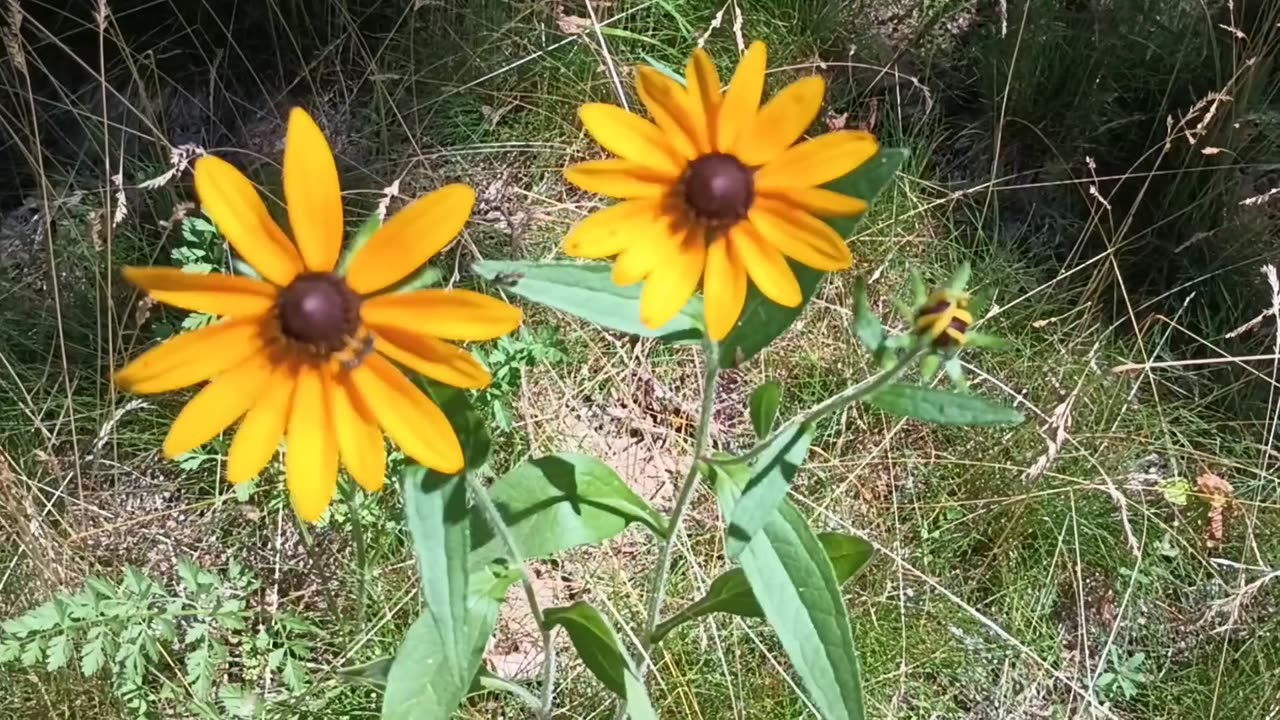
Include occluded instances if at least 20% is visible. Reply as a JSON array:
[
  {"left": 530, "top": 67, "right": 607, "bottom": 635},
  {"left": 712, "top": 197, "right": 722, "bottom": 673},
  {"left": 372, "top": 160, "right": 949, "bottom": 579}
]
[
  {"left": 465, "top": 474, "right": 555, "bottom": 720},
  {"left": 340, "top": 480, "right": 368, "bottom": 627},
  {"left": 720, "top": 346, "right": 926, "bottom": 466},
  {"left": 636, "top": 342, "right": 721, "bottom": 673}
]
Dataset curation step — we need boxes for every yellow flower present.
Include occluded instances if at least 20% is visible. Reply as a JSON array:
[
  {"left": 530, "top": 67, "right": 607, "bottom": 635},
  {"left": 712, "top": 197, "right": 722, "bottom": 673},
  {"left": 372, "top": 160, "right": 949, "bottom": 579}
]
[
  {"left": 913, "top": 289, "right": 972, "bottom": 347},
  {"left": 562, "top": 41, "right": 879, "bottom": 341},
  {"left": 115, "top": 108, "right": 522, "bottom": 522}
]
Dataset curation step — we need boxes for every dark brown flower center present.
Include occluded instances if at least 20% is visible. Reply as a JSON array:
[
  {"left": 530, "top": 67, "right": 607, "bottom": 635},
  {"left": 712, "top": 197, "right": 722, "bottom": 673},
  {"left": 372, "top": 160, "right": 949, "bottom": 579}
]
[
  {"left": 276, "top": 273, "right": 361, "bottom": 354},
  {"left": 682, "top": 153, "right": 754, "bottom": 225},
  {"left": 916, "top": 299, "right": 970, "bottom": 346}
]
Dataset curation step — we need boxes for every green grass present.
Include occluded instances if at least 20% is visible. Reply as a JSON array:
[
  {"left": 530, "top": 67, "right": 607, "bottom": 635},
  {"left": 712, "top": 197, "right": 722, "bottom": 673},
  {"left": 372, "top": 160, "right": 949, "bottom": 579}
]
[{"left": 3, "top": 0, "right": 1280, "bottom": 718}]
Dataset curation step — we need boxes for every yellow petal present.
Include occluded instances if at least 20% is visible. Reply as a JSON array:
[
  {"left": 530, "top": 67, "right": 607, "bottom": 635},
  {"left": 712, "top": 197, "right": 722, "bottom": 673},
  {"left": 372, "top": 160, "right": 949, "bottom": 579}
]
[
  {"left": 563, "top": 199, "right": 666, "bottom": 259},
  {"left": 749, "top": 199, "right": 852, "bottom": 272},
  {"left": 193, "top": 156, "right": 303, "bottom": 286},
  {"left": 362, "top": 289, "right": 522, "bottom": 342},
  {"left": 162, "top": 354, "right": 274, "bottom": 458},
  {"left": 284, "top": 364, "right": 339, "bottom": 523},
  {"left": 635, "top": 67, "right": 704, "bottom": 157},
  {"left": 227, "top": 365, "right": 296, "bottom": 484},
  {"left": 685, "top": 48, "right": 721, "bottom": 148},
  {"left": 579, "top": 104, "right": 683, "bottom": 173},
  {"left": 330, "top": 372, "right": 387, "bottom": 493},
  {"left": 734, "top": 76, "right": 825, "bottom": 166},
  {"left": 564, "top": 159, "right": 674, "bottom": 199},
  {"left": 345, "top": 184, "right": 476, "bottom": 295},
  {"left": 369, "top": 326, "right": 492, "bottom": 389},
  {"left": 716, "top": 41, "right": 767, "bottom": 152},
  {"left": 284, "top": 108, "right": 344, "bottom": 273},
  {"left": 611, "top": 219, "right": 684, "bottom": 286},
  {"left": 754, "top": 130, "right": 880, "bottom": 191},
  {"left": 114, "top": 319, "right": 263, "bottom": 394},
  {"left": 762, "top": 187, "right": 868, "bottom": 217},
  {"left": 703, "top": 236, "right": 747, "bottom": 341},
  {"left": 640, "top": 230, "right": 705, "bottom": 330},
  {"left": 122, "top": 266, "right": 276, "bottom": 318},
  {"left": 729, "top": 223, "right": 802, "bottom": 307},
  {"left": 350, "top": 354, "right": 464, "bottom": 473}
]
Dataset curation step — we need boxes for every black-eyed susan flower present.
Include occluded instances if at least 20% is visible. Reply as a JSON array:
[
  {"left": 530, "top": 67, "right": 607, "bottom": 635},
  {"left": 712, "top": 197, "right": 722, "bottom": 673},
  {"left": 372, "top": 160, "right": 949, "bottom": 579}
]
[
  {"left": 562, "top": 41, "right": 879, "bottom": 341},
  {"left": 913, "top": 288, "right": 973, "bottom": 348},
  {"left": 114, "top": 108, "right": 522, "bottom": 522}
]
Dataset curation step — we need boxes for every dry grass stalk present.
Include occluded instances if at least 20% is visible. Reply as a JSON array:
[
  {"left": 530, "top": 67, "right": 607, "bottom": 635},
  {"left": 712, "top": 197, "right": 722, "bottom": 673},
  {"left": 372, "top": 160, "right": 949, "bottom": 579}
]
[{"left": 0, "top": 452, "right": 69, "bottom": 593}]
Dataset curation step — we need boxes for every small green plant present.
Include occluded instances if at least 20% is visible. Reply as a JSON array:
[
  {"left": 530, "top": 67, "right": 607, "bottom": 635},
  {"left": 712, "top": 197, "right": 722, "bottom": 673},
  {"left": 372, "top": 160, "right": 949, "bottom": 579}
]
[
  {"left": 0, "top": 560, "right": 318, "bottom": 718},
  {"left": 151, "top": 214, "right": 226, "bottom": 340},
  {"left": 473, "top": 326, "right": 566, "bottom": 429},
  {"left": 1098, "top": 652, "right": 1149, "bottom": 701}
]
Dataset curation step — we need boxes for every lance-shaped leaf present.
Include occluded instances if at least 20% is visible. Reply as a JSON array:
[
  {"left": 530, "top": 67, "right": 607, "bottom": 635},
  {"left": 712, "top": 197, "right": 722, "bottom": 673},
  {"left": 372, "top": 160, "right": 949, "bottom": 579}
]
[
  {"left": 383, "top": 471, "right": 471, "bottom": 720},
  {"left": 470, "top": 454, "right": 666, "bottom": 570},
  {"left": 711, "top": 464, "right": 866, "bottom": 720},
  {"left": 652, "top": 531, "right": 873, "bottom": 643},
  {"left": 723, "top": 423, "right": 814, "bottom": 559},
  {"left": 474, "top": 260, "right": 703, "bottom": 344},
  {"left": 748, "top": 381, "right": 783, "bottom": 438},
  {"left": 543, "top": 602, "right": 657, "bottom": 719},
  {"left": 865, "top": 384, "right": 1024, "bottom": 426}
]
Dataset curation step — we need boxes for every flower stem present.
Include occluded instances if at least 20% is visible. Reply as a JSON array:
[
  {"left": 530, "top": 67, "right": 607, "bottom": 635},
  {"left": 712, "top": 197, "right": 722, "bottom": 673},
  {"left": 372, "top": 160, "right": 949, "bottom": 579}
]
[
  {"left": 721, "top": 346, "right": 926, "bottom": 466},
  {"left": 465, "top": 473, "right": 555, "bottom": 719},
  {"left": 637, "top": 341, "right": 721, "bottom": 673}
]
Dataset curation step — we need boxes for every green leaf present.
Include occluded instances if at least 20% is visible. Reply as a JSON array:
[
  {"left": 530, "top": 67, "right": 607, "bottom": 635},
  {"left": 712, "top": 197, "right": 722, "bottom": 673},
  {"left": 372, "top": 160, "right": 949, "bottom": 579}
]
[
  {"left": 1158, "top": 477, "right": 1191, "bottom": 507},
  {"left": 474, "top": 260, "right": 704, "bottom": 343},
  {"left": 383, "top": 614, "right": 467, "bottom": 720},
  {"left": 748, "top": 381, "right": 783, "bottom": 438},
  {"left": 964, "top": 332, "right": 1010, "bottom": 351},
  {"left": 384, "top": 470, "right": 477, "bottom": 720},
  {"left": 388, "top": 264, "right": 445, "bottom": 293},
  {"left": 865, "top": 384, "right": 1024, "bottom": 426},
  {"left": 21, "top": 638, "right": 44, "bottom": 667},
  {"left": 85, "top": 576, "right": 117, "bottom": 600},
  {"left": 470, "top": 454, "right": 665, "bottom": 570},
  {"left": 946, "top": 262, "right": 972, "bottom": 294},
  {"left": 642, "top": 54, "right": 686, "bottom": 84},
  {"left": 724, "top": 424, "right": 813, "bottom": 560},
  {"left": 851, "top": 277, "right": 885, "bottom": 353},
  {"left": 652, "top": 531, "right": 873, "bottom": 643},
  {"left": 820, "top": 532, "right": 876, "bottom": 582},
  {"left": 908, "top": 270, "right": 927, "bottom": 308},
  {"left": 45, "top": 634, "right": 72, "bottom": 672},
  {"left": 81, "top": 637, "right": 107, "bottom": 677},
  {"left": 338, "top": 213, "right": 382, "bottom": 274},
  {"left": 919, "top": 354, "right": 941, "bottom": 382},
  {"left": 717, "top": 149, "right": 907, "bottom": 368},
  {"left": 337, "top": 656, "right": 393, "bottom": 689},
  {"left": 943, "top": 357, "right": 969, "bottom": 390},
  {"left": 218, "top": 684, "right": 262, "bottom": 718},
  {"left": 543, "top": 602, "right": 656, "bottom": 719},
  {"left": 713, "top": 466, "right": 866, "bottom": 720},
  {"left": 0, "top": 638, "right": 21, "bottom": 664}
]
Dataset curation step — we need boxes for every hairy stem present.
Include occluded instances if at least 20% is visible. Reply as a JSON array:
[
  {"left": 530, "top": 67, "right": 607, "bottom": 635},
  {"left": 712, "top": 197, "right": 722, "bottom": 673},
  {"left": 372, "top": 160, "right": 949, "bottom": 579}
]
[
  {"left": 723, "top": 346, "right": 926, "bottom": 466},
  {"left": 638, "top": 342, "right": 721, "bottom": 672},
  {"left": 465, "top": 474, "right": 555, "bottom": 719}
]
